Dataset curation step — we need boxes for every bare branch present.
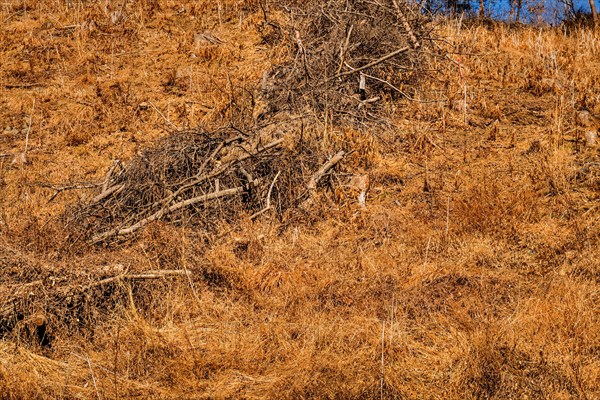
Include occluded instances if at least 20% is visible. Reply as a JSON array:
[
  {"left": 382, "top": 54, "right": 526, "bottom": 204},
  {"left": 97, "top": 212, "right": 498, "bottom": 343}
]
[
  {"left": 331, "top": 46, "right": 411, "bottom": 80},
  {"left": 91, "top": 182, "right": 258, "bottom": 243},
  {"left": 307, "top": 151, "right": 346, "bottom": 192}
]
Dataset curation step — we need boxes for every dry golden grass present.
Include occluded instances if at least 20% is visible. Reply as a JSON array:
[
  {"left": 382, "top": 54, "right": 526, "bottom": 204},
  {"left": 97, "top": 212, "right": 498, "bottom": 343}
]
[{"left": 1, "top": 2, "right": 599, "bottom": 399}]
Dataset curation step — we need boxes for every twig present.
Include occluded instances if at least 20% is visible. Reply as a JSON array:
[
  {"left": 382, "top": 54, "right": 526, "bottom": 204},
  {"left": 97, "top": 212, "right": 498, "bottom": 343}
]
[
  {"left": 24, "top": 99, "right": 35, "bottom": 154},
  {"left": 332, "top": 46, "right": 411, "bottom": 80},
  {"left": 336, "top": 24, "right": 354, "bottom": 75},
  {"left": 359, "top": 73, "right": 367, "bottom": 101},
  {"left": 148, "top": 101, "right": 180, "bottom": 131},
  {"left": 423, "top": 236, "right": 432, "bottom": 272},
  {"left": 160, "top": 137, "right": 283, "bottom": 208},
  {"left": 172, "top": 135, "right": 240, "bottom": 188},
  {"left": 1, "top": 269, "right": 192, "bottom": 319},
  {"left": 301, "top": 151, "right": 345, "bottom": 209},
  {"left": 102, "top": 160, "right": 122, "bottom": 192},
  {"left": 4, "top": 83, "right": 42, "bottom": 89},
  {"left": 294, "top": 30, "right": 310, "bottom": 78},
  {"left": 238, "top": 166, "right": 253, "bottom": 182},
  {"left": 86, "top": 354, "right": 101, "bottom": 400},
  {"left": 40, "top": 182, "right": 100, "bottom": 202},
  {"left": 265, "top": 170, "right": 280, "bottom": 209},
  {"left": 360, "top": 72, "right": 443, "bottom": 103},
  {"left": 259, "top": 0, "right": 269, "bottom": 23},
  {"left": 92, "top": 269, "right": 192, "bottom": 287},
  {"left": 357, "top": 95, "right": 381, "bottom": 110},
  {"left": 306, "top": 151, "right": 345, "bottom": 192},
  {"left": 92, "top": 182, "right": 257, "bottom": 243},
  {"left": 90, "top": 137, "right": 283, "bottom": 242},
  {"left": 91, "top": 184, "right": 125, "bottom": 204},
  {"left": 217, "top": 0, "right": 223, "bottom": 25},
  {"left": 250, "top": 170, "right": 281, "bottom": 219},
  {"left": 391, "top": 0, "right": 420, "bottom": 49}
]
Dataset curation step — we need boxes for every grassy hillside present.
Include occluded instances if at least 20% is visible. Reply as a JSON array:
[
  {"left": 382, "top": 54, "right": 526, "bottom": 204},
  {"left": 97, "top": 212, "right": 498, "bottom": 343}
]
[{"left": 0, "top": 1, "right": 598, "bottom": 399}]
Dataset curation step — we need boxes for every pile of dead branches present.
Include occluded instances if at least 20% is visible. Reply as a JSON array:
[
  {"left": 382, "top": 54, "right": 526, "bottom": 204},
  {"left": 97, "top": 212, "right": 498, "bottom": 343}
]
[
  {"left": 0, "top": 244, "right": 200, "bottom": 346},
  {"left": 68, "top": 126, "right": 345, "bottom": 244},
  {"left": 3, "top": 123, "right": 347, "bottom": 342},
  {"left": 259, "top": 0, "right": 434, "bottom": 124}
]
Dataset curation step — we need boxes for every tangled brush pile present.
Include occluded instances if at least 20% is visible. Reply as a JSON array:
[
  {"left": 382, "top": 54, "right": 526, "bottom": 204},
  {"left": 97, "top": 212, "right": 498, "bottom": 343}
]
[
  {"left": 64, "top": 0, "right": 437, "bottom": 245},
  {"left": 259, "top": 0, "right": 434, "bottom": 124},
  {"left": 68, "top": 125, "right": 345, "bottom": 244}
]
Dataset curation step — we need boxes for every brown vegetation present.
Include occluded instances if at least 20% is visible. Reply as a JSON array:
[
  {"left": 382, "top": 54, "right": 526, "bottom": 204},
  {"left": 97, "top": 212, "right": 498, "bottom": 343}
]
[{"left": 0, "top": 1, "right": 599, "bottom": 399}]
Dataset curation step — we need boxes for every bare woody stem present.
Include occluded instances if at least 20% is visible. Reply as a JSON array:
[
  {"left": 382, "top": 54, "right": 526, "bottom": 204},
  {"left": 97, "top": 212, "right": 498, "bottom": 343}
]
[
  {"left": 391, "top": 0, "right": 420, "bottom": 49},
  {"left": 91, "top": 182, "right": 257, "bottom": 243},
  {"left": 331, "top": 46, "right": 411, "bottom": 80}
]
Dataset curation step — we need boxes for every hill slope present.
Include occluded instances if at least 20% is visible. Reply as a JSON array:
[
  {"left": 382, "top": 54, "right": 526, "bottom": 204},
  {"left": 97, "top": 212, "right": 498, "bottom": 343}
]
[{"left": 0, "top": 2, "right": 599, "bottom": 399}]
